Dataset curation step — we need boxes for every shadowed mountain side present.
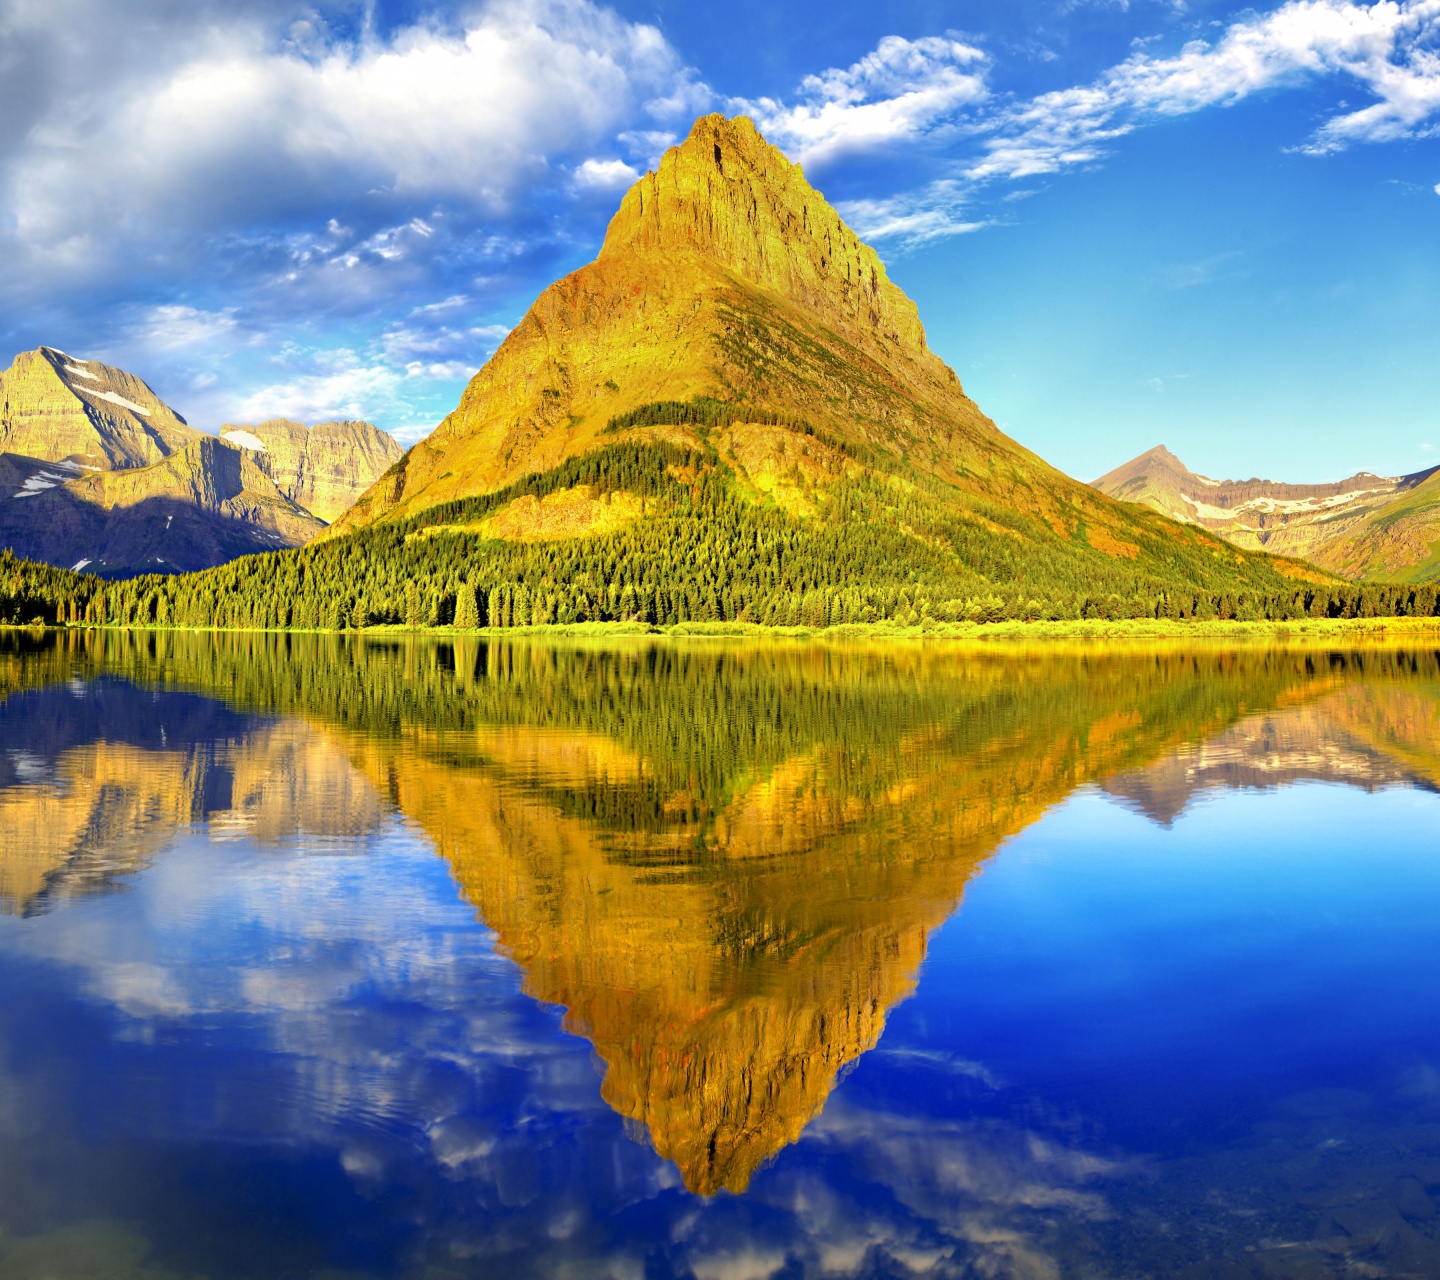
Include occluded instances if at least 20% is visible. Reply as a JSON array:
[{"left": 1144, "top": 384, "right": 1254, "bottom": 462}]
[{"left": 0, "top": 438, "right": 324, "bottom": 575}]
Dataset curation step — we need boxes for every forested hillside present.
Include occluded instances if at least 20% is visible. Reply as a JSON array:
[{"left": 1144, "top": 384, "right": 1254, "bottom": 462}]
[{"left": 3, "top": 437, "right": 1437, "bottom": 631}]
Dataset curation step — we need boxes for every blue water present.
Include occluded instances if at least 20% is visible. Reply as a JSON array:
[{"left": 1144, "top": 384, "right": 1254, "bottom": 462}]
[{"left": 2, "top": 636, "right": 1439, "bottom": 1278}]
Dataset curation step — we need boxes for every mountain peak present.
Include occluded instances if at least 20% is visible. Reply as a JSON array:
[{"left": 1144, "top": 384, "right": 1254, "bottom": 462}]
[
  {"left": 599, "top": 114, "right": 928, "bottom": 353},
  {"left": 0, "top": 345, "right": 196, "bottom": 470}
]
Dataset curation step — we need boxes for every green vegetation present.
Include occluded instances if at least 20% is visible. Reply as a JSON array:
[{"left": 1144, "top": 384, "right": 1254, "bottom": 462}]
[
  {"left": 4, "top": 439, "right": 1440, "bottom": 635},
  {"left": 606, "top": 396, "right": 810, "bottom": 434},
  {"left": 17, "top": 628, "right": 1437, "bottom": 829}
]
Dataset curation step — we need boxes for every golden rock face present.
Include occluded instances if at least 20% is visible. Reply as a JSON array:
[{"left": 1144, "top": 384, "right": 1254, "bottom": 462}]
[
  {"left": 0, "top": 346, "right": 196, "bottom": 470},
  {"left": 330, "top": 115, "right": 1196, "bottom": 564},
  {"left": 219, "top": 418, "right": 404, "bottom": 523}
]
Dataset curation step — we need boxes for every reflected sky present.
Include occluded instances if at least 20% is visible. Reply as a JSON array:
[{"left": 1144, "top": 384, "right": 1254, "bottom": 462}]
[{"left": 1, "top": 634, "right": 1439, "bottom": 1278}]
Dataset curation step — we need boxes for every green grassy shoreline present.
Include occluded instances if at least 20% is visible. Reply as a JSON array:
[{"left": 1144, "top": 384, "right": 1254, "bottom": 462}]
[{"left": 9, "top": 615, "right": 1440, "bottom": 644}]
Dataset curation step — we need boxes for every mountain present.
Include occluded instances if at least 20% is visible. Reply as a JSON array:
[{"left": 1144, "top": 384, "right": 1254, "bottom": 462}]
[
  {"left": 324, "top": 117, "right": 1317, "bottom": 590},
  {"left": 0, "top": 349, "right": 400, "bottom": 575},
  {"left": 1303, "top": 467, "right": 1440, "bottom": 582},
  {"left": 0, "top": 345, "right": 197, "bottom": 468},
  {"left": 218, "top": 418, "right": 403, "bottom": 523},
  {"left": 0, "top": 435, "right": 324, "bottom": 575},
  {"left": 1093, "top": 445, "right": 1440, "bottom": 581},
  {"left": 93, "top": 115, "right": 1336, "bottom": 629}
]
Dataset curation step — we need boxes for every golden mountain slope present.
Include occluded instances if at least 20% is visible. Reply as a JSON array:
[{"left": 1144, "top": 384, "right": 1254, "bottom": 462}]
[
  {"left": 219, "top": 417, "right": 404, "bottom": 522},
  {"left": 1306, "top": 467, "right": 1440, "bottom": 582},
  {"left": 1093, "top": 444, "right": 1440, "bottom": 581},
  {"left": 330, "top": 115, "right": 1311, "bottom": 591},
  {"left": 0, "top": 345, "right": 197, "bottom": 469}
]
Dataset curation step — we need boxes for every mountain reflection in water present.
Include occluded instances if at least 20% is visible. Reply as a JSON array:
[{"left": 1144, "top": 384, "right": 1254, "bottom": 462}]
[{"left": 1, "top": 631, "right": 1439, "bottom": 1278}]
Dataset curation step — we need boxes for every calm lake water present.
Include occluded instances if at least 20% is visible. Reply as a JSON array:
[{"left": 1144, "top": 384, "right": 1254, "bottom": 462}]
[{"left": 2, "top": 631, "right": 1440, "bottom": 1279}]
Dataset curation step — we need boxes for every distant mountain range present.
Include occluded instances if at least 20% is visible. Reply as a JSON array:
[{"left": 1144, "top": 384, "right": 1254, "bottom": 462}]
[
  {"left": 0, "top": 347, "right": 401, "bottom": 575},
  {"left": 1093, "top": 445, "right": 1440, "bottom": 582}
]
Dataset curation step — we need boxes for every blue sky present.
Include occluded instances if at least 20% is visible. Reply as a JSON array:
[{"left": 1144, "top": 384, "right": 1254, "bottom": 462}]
[{"left": 0, "top": 0, "right": 1436, "bottom": 483}]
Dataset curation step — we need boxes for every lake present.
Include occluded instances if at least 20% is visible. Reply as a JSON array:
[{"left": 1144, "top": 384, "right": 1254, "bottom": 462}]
[{"left": 2, "top": 630, "right": 1439, "bottom": 1279}]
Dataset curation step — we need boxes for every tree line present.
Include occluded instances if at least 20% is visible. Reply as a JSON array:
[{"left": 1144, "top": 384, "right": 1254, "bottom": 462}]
[{"left": 3, "top": 438, "right": 1440, "bottom": 633}]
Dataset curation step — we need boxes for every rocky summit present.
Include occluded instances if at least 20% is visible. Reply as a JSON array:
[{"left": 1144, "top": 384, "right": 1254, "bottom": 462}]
[
  {"left": 1093, "top": 445, "right": 1440, "bottom": 583},
  {"left": 219, "top": 418, "right": 404, "bottom": 523},
  {"left": 0, "top": 346, "right": 197, "bottom": 469}
]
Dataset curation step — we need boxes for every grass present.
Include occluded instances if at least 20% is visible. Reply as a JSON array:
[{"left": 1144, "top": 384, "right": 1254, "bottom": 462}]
[{"left": 16, "top": 615, "right": 1440, "bottom": 647}]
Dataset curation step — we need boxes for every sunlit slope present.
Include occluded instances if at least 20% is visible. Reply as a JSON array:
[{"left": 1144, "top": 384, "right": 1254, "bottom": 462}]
[
  {"left": 329, "top": 114, "right": 1320, "bottom": 598},
  {"left": 1093, "top": 444, "right": 1440, "bottom": 582},
  {"left": 218, "top": 417, "right": 404, "bottom": 523},
  {"left": 0, "top": 345, "right": 196, "bottom": 469},
  {"left": 1308, "top": 467, "right": 1440, "bottom": 583}
]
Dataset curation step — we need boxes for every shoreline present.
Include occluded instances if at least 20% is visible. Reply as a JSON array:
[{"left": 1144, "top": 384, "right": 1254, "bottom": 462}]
[{"left": 9, "top": 616, "right": 1440, "bottom": 644}]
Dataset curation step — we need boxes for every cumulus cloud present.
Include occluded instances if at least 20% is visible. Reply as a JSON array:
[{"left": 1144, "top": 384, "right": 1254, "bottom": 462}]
[
  {"left": 572, "top": 156, "right": 642, "bottom": 192},
  {"left": 4, "top": 0, "right": 690, "bottom": 270},
  {"left": 0, "top": 0, "right": 702, "bottom": 433}
]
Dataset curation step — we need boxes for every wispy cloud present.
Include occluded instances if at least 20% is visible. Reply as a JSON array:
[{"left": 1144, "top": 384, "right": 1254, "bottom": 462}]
[
  {"left": 741, "top": 2, "right": 1440, "bottom": 247},
  {"left": 737, "top": 35, "right": 990, "bottom": 168},
  {"left": 971, "top": 0, "right": 1440, "bottom": 181}
]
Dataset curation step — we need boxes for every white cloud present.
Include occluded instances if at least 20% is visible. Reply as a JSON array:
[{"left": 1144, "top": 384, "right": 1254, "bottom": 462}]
[
  {"left": 971, "top": 0, "right": 1440, "bottom": 181},
  {"left": 1434, "top": 181, "right": 1440, "bottom": 193},
  {"left": 1, "top": 0, "right": 697, "bottom": 279},
  {"left": 141, "top": 305, "right": 239, "bottom": 350},
  {"left": 572, "top": 157, "right": 642, "bottom": 192},
  {"left": 838, "top": 184, "right": 987, "bottom": 244},
  {"left": 753, "top": 3, "right": 1440, "bottom": 246},
  {"left": 738, "top": 35, "right": 990, "bottom": 168}
]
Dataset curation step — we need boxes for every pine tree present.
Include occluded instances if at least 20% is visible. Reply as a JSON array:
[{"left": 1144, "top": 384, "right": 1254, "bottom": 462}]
[{"left": 455, "top": 582, "right": 480, "bottom": 629}]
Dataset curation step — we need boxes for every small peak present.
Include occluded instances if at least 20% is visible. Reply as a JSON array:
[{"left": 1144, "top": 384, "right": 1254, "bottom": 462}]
[{"left": 1138, "top": 444, "right": 1187, "bottom": 468}]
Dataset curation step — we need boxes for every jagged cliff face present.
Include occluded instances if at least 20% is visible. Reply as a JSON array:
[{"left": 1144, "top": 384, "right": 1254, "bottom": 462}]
[
  {"left": 330, "top": 115, "right": 1231, "bottom": 571},
  {"left": 0, "top": 351, "right": 399, "bottom": 574},
  {"left": 0, "top": 436, "right": 323, "bottom": 575},
  {"left": 220, "top": 418, "right": 403, "bottom": 523},
  {"left": 1093, "top": 445, "right": 1440, "bottom": 580},
  {"left": 0, "top": 346, "right": 196, "bottom": 470}
]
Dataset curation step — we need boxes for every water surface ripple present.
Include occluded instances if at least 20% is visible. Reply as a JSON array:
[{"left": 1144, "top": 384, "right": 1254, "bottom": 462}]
[{"left": 1, "top": 631, "right": 1438, "bottom": 1278}]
